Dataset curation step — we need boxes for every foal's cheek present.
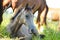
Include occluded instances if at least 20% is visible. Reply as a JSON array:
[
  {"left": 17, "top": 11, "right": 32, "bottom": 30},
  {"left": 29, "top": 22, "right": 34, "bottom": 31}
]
[
  {"left": 19, "top": 17, "right": 26, "bottom": 24},
  {"left": 21, "top": 19, "right": 26, "bottom": 24}
]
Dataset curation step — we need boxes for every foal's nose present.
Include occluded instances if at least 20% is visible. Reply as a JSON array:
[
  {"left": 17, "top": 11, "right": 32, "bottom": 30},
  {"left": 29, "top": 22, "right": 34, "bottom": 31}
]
[
  {"left": 28, "top": 29, "right": 32, "bottom": 34},
  {"left": 28, "top": 25, "right": 38, "bottom": 36},
  {"left": 29, "top": 29, "right": 37, "bottom": 36},
  {"left": 31, "top": 29, "right": 37, "bottom": 36}
]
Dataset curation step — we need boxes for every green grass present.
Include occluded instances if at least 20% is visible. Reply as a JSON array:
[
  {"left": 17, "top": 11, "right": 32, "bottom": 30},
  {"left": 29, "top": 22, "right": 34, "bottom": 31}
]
[
  {"left": 0, "top": 12, "right": 60, "bottom": 40},
  {"left": 0, "top": 12, "right": 12, "bottom": 38},
  {"left": 43, "top": 28, "right": 60, "bottom": 40}
]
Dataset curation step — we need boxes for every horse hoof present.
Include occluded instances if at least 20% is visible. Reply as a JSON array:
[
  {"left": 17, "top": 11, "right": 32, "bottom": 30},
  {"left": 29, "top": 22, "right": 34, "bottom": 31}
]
[{"left": 40, "top": 34, "right": 45, "bottom": 39}]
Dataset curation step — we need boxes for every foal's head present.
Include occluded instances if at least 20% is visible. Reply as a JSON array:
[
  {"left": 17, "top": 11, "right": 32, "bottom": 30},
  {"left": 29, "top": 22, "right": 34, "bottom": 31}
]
[{"left": 7, "top": 4, "right": 38, "bottom": 38}]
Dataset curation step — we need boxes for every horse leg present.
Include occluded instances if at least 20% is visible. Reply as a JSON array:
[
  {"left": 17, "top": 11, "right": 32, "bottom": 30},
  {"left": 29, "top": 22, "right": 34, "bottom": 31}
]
[
  {"left": 0, "top": 0, "right": 3, "bottom": 24},
  {"left": 37, "top": 5, "right": 45, "bottom": 29},
  {"left": 43, "top": 5, "right": 48, "bottom": 25},
  {"left": 37, "top": 4, "right": 48, "bottom": 29},
  {"left": 0, "top": 14, "right": 3, "bottom": 24}
]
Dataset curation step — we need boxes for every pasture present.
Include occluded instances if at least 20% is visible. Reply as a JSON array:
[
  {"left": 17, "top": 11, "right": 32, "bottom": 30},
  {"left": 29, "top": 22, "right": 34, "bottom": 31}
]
[{"left": 0, "top": 8, "right": 60, "bottom": 40}]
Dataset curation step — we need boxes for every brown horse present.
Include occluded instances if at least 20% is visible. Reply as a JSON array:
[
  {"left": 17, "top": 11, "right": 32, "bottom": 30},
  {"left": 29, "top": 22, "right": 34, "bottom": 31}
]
[
  {"left": 12, "top": 0, "right": 49, "bottom": 29},
  {"left": 1, "top": 0, "right": 48, "bottom": 30}
]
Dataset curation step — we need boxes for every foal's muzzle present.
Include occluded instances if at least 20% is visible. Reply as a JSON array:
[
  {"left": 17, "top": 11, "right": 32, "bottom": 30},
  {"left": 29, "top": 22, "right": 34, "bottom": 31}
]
[
  {"left": 31, "top": 29, "right": 37, "bottom": 36},
  {"left": 28, "top": 27, "right": 37, "bottom": 36}
]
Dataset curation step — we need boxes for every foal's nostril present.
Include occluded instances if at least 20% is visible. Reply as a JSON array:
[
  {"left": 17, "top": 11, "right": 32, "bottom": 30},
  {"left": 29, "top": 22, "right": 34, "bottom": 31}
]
[
  {"left": 28, "top": 29, "right": 32, "bottom": 34},
  {"left": 31, "top": 29, "right": 36, "bottom": 36}
]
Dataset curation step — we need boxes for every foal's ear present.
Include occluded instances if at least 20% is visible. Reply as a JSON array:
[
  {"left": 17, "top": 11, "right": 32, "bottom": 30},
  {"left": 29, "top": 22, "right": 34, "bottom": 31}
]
[
  {"left": 31, "top": 5, "right": 35, "bottom": 9},
  {"left": 26, "top": 3, "right": 29, "bottom": 8},
  {"left": 25, "top": 3, "right": 29, "bottom": 10}
]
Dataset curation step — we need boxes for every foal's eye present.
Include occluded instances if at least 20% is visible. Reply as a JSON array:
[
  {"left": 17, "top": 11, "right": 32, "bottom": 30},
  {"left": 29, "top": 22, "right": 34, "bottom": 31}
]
[{"left": 26, "top": 15, "right": 29, "bottom": 18}]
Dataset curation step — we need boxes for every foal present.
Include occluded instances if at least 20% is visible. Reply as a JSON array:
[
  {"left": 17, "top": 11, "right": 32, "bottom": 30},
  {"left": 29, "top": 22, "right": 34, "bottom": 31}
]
[{"left": 6, "top": 4, "right": 39, "bottom": 40}]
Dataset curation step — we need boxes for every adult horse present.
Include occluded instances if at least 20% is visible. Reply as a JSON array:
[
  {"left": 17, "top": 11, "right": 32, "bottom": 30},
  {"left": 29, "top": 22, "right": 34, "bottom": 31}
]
[
  {"left": 12, "top": 0, "right": 49, "bottom": 29},
  {"left": 1, "top": 0, "right": 48, "bottom": 30},
  {"left": 6, "top": 4, "right": 39, "bottom": 40}
]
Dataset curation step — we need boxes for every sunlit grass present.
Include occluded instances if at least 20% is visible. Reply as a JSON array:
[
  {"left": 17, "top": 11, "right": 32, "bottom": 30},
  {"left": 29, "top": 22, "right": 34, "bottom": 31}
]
[{"left": 0, "top": 12, "right": 12, "bottom": 38}]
